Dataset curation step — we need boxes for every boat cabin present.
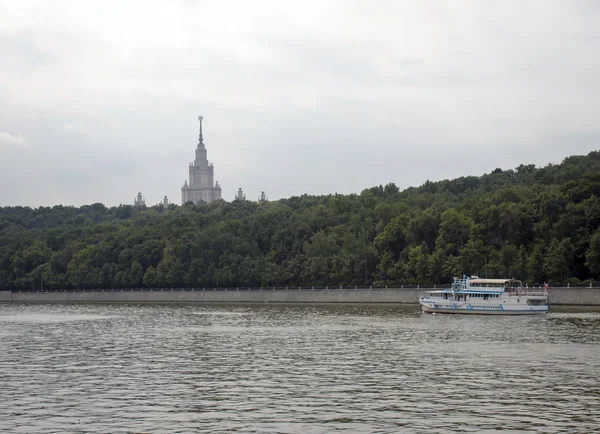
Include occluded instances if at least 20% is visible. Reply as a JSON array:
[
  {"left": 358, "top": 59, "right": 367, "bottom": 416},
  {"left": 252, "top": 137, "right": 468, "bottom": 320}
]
[{"left": 466, "top": 278, "right": 521, "bottom": 289}]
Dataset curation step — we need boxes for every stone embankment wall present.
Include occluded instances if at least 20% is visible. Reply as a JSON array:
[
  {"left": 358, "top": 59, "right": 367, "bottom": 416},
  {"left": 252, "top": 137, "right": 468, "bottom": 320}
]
[
  {"left": 0, "top": 289, "right": 421, "bottom": 304},
  {"left": 1, "top": 287, "right": 599, "bottom": 305}
]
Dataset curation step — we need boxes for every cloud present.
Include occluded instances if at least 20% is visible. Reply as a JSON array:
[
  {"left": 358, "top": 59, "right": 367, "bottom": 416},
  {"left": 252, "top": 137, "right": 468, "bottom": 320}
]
[
  {"left": 0, "top": 0, "right": 599, "bottom": 206},
  {"left": 62, "top": 123, "right": 89, "bottom": 135},
  {"left": 0, "top": 132, "right": 27, "bottom": 148},
  {"left": 0, "top": 30, "right": 55, "bottom": 72}
]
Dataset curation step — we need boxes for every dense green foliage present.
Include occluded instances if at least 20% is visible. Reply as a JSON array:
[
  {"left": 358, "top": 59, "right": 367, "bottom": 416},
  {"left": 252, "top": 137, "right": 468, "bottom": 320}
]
[{"left": 2, "top": 151, "right": 600, "bottom": 290}]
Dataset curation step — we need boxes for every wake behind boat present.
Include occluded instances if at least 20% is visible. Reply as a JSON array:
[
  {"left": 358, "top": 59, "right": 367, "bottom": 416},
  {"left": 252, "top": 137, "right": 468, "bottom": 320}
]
[{"left": 419, "top": 277, "right": 549, "bottom": 315}]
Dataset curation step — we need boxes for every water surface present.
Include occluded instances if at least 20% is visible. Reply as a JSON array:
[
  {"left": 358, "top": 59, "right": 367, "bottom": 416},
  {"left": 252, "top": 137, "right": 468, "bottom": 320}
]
[{"left": 0, "top": 303, "right": 599, "bottom": 433}]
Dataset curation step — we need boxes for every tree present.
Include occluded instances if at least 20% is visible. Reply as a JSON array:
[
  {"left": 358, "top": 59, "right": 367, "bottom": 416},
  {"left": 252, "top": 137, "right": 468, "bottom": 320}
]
[
  {"left": 527, "top": 243, "right": 545, "bottom": 283},
  {"left": 405, "top": 245, "right": 429, "bottom": 282},
  {"left": 98, "top": 263, "right": 113, "bottom": 288},
  {"left": 375, "top": 215, "right": 408, "bottom": 261},
  {"left": 498, "top": 243, "right": 519, "bottom": 277},
  {"left": 155, "top": 247, "right": 183, "bottom": 287},
  {"left": 544, "top": 239, "right": 571, "bottom": 282},
  {"left": 11, "top": 256, "right": 25, "bottom": 279},
  {"left": 406, "top": 210, "right": 439, "bottom": 251},
  {"left": 2, "top": 149, "right": 600, "bottom": 289},
  {"left": 586, "top": 230, "right": 600, "bottom": 276},
  {"left": 459, "top": 239, "right": 486, "bottom": 277},
  {"left": 435, "top": 209, "right": 472, "bottom": 256},
  {"left": 129, "top": 261, "right": 144, "bottom": 287},
  {"left": 143, "top": 266, "right": 158, "bottom": 288},
  {"left": 67, "top": 255, "right": 96, "bottom": 288}
]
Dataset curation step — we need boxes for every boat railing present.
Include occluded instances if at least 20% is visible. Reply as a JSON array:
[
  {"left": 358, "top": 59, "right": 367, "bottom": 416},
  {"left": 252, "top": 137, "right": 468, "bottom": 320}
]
[{"left": 504, "top": 288, "right": 548, "bottom": 297}]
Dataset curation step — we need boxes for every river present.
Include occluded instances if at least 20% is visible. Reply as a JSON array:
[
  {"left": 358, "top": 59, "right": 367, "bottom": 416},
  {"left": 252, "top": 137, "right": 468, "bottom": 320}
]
[{"left": 0, "top": 303, "right": 598, "bottom": 433}]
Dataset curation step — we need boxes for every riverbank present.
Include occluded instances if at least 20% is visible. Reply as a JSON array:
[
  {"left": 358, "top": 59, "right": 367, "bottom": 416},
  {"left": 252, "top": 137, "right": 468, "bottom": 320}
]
[{"left": 1, "top": 287, "right": 599, "bottom": 305}]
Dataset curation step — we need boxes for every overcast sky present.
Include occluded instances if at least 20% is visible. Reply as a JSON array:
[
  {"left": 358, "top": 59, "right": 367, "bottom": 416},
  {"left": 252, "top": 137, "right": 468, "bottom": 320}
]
[{"left": 1, "top": 0, "right": 599, "bottom": 207}]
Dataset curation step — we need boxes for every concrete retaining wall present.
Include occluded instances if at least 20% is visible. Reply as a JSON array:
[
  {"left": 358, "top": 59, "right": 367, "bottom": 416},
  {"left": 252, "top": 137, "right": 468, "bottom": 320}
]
[
  {"left": 544, "top": 288, "right": 600, "bottom": 306},
  {"left": 1, "top": 289, "right": 422, "bottom": 304},
  {"left": 1, "top": 287, "right": 599, "bottom": 305}
]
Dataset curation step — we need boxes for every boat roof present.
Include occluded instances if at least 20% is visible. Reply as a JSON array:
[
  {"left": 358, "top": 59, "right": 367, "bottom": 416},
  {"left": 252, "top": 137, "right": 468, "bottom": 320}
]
[{"left": 468, "top": 278, "right": 522, "bottom": 284}]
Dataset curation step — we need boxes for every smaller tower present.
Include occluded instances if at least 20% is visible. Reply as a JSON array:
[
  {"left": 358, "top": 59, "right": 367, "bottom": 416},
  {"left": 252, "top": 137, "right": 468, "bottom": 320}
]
[
  {"left": 134, "top": 192, "right": 145, "bottom": 206},
  {"left": 259, "top": 191, "right": 268, "bottom": 202},
  {"left": 163, "top": 196, "right": 169, "bottom": 207},
  {"left": 235, "top": 188, "right": 246, "bottom": 201}
]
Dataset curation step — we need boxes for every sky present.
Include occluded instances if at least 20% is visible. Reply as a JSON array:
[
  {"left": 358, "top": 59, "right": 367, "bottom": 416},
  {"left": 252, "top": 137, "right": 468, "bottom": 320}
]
[{"left": 1, "top": 0, "right": 599, "bottom": 207}]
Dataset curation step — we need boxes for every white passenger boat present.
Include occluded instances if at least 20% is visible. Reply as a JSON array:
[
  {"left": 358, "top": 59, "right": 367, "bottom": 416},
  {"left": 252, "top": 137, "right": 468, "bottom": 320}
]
[{"left": 419, "top": 277, "right": 549, "bottom": 315}]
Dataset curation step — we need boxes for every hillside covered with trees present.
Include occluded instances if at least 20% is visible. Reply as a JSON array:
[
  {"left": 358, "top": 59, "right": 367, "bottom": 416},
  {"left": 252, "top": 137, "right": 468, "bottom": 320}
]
[{"left": 2, "top": 151, "right": 600, "bottom": 290}]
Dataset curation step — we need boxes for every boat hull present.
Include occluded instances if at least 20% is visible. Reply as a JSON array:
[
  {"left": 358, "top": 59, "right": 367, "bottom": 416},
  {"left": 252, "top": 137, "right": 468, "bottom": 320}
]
[{"left": 420, "top": 303, "right": 548, "bottom": 315}]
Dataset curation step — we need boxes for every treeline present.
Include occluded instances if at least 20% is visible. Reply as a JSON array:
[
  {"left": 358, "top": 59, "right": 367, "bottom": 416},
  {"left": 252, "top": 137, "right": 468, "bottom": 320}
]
[{"left": 2, "top": 151, "right": 600, "bottom": 290}]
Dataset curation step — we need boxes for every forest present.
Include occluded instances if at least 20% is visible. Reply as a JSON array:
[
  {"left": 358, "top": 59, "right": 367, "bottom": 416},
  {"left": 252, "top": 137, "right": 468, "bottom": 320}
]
[{"left": 2, "top": 151, "right": 600, "bottom": 290}]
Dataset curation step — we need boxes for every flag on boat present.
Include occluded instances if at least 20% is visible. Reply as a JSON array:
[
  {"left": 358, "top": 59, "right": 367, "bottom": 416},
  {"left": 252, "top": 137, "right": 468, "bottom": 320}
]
[{"left": 544, "top": 282, "right": 549, "bottom": 289}]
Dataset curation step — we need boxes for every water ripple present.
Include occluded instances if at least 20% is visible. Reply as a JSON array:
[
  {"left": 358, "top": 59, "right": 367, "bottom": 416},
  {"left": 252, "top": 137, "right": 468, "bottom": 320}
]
[{"left": 0, "top": 304, "right": 598, "bottom": 433}]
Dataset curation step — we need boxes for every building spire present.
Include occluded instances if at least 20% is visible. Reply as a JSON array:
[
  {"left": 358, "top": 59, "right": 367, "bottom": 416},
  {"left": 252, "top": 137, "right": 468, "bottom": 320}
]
[
  {"left": 182, "top": 114, "right": 222, "bottom": 205},
  {"left": 198, "top": 115, "right": 204, "bottom": 146}
]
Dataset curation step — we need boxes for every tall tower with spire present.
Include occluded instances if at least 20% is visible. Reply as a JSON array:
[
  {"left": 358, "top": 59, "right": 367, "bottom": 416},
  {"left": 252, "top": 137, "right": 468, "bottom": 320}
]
[{"left": 181, "top": 116, "right": 222, "bottom": 204}]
